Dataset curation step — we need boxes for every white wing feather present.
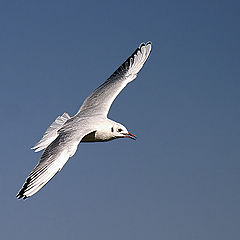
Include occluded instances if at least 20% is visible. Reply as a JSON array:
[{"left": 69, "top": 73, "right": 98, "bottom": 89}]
[
  {"left": 77, "top": 42, "right": 151, "bottom": 117},
  {"left": 31, "top": 112, "right": 70, "bottom": 152},
  {"left": 17, "top": 128, "right": 90, "bottom": 199}
]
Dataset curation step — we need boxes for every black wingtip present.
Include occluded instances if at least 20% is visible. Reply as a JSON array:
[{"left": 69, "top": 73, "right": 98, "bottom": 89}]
[
  {"left": 16, "top": 177, "right": 31, "bottom": 200},
  {"left": 16, "top": 192, "right": 28, "bottom": 200},
  {"left": 108, "top": 41, "right": 152, "bottom": 80},
  {"left": 139, "top": 41, "right": 152, "bottom": 48},
  {"left": 16, "top": 189, "right": 25, "bottom": 199}
]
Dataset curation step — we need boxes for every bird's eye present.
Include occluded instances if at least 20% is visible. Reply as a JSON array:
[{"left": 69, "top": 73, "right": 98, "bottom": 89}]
[
  {"left": 111, "top": 127, "right": 114, "bottom": 132},
  {"left": 117, "top": 128, "right": 122, "bottom": 132}
]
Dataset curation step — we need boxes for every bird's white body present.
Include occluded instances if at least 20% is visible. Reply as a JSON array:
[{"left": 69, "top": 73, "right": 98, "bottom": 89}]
[{"left": 17, "top": 42, "right": 152, "bottom": 199}]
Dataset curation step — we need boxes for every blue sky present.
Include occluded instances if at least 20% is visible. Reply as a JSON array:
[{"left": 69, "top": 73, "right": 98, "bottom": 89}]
[{"left": 0, "top": 0, "right": 239, "bottom": 239}]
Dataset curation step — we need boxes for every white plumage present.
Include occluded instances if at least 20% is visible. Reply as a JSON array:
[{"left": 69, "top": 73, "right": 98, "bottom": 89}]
[{"left": 17, "top": 42, "right": 152, "bottom": 199}]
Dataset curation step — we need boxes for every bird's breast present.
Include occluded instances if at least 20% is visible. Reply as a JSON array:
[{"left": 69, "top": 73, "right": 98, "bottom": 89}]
[{"left": 81, "top": 130, "right": 114, "bottom": 142}]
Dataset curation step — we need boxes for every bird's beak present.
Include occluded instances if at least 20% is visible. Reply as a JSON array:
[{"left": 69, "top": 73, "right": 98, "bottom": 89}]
[{"left": 122, "top": 132, "right": 137, "bottom": 140}]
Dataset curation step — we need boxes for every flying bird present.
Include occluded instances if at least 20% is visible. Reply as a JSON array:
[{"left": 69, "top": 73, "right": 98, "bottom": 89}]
[{"left": 17, "top": 42, "right": 152, "bottom": 199}]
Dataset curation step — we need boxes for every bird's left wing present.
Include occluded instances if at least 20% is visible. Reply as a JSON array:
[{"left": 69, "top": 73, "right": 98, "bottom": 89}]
[
  {"left": 77, "top": 42, "right": 151, "bottom": 117},
  {"left": 17, "top": 127, "right": 92, "bottom": 199},
  {"left": 31, "top": 112, "right": 71, "bottom": 152}
]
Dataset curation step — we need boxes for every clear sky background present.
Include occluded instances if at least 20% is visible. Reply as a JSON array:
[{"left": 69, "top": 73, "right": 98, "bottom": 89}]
[{"left": 0, "top": 1, "right": 239, "bottom": 239}]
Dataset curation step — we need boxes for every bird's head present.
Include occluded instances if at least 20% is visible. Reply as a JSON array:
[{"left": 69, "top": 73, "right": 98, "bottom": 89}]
[{"left": 111, "top": 122, "right": 136, "bottom": 140}]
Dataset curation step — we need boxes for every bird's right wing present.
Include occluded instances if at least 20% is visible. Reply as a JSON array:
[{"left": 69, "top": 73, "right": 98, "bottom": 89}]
[
  {"left": 77, "top": 42, "right": 151, "bottom": 117},
  {"left": 17, "top": 127, "right": 92, "bottom": 199}
]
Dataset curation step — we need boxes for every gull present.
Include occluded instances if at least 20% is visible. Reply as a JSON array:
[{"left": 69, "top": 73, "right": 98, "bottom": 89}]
[{"left": 16, "top": 42, "right": 152, "bottom": 199}]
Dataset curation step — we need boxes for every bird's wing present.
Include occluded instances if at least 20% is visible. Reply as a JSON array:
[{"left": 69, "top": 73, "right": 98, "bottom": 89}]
[
  {"left": 31, "top": 112, "right": 71, "bottom": 152},
  {"left": 77, "top": 42, "right": 151, "bottom": 117},
  {"left": 17, "top": 127, "right": 92, "bottom": 199}
]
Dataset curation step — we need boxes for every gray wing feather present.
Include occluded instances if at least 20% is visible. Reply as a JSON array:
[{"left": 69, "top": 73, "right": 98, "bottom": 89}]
[{"left": 77, "top": 42, "right": 151, "bottom": 117}]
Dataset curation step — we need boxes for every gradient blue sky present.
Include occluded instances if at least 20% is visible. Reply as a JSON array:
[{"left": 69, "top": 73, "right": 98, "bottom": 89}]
[{"left": 1, "top": 1, "right": 239, "bottom": 239}]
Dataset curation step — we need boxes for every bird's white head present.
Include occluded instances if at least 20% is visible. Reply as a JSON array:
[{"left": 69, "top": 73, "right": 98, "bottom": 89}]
[
  {"left": 110, "top": 122, "right": 136, "bottom": 140},
  {"left": 93, "top": 119, "right": 136, "bottom": 142}
]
